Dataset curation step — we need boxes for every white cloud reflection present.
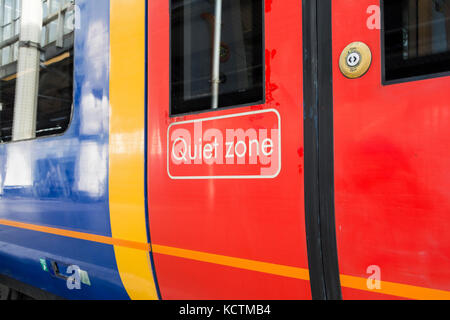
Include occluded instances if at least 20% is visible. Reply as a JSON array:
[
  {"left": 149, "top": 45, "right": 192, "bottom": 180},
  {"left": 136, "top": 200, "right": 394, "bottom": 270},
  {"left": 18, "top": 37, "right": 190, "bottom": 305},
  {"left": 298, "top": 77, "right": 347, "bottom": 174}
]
[
  {"left": 75, "top": 141, "right": 107, "bottom": 197},
  {"left": 80, "top": 91, "right": 108, "bottom": 136},
  {"left": 86, "top": 20, "right": 109, "bottom": 84},
  {"left": 4, "top": 142, "right": 34, "bottom": 187}
]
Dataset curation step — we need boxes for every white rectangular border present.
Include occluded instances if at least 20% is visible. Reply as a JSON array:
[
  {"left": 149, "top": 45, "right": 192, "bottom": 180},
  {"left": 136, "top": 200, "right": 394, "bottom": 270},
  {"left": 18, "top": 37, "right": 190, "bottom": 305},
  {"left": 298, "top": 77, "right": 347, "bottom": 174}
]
[{"left": 167, "top": 109, "right": 282, "bottom": 180}]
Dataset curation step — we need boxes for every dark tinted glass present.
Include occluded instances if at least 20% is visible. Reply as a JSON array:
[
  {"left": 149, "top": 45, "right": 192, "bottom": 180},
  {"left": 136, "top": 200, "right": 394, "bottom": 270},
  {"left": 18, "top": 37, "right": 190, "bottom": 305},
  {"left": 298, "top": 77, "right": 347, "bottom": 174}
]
[
  {"left": 171, "top": 0, "right": 264, "bottom": 115},
  {"left": 384, "top": 0, "right": 450, "bottom": 82},
  {"left": 0, "top": 54, "right": 73, "bottom": 143}
]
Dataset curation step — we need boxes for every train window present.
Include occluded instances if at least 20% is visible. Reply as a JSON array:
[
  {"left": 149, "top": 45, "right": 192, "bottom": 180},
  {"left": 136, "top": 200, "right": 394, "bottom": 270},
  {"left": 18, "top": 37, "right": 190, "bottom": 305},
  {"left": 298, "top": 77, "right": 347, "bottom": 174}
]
[
  {"left": 383, "top": 0, "right": 450, "bottom": 82},
  {"left": 170, "top": 0, "right": 264, "bottom": 116},
  {"left": 0, "top": 0, "right": 74, "bottom": 143}
]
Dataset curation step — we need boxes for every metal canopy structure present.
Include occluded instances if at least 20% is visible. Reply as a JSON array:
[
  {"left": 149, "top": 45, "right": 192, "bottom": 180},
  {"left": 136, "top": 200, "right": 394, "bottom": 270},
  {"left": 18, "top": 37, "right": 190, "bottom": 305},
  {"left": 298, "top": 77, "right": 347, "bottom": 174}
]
[
  {"left": 0, "top": 0, "right": 75, "bottom": 77},
  {"left": 0, "top": 0, "right": 75, "bottom": 142}
]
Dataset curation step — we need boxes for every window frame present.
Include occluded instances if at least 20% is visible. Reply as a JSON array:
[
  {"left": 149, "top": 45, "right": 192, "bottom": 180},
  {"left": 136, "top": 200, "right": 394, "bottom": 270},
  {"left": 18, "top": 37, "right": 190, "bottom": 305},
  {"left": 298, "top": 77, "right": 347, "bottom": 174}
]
[
  {"left": 0, "top": 0, "right": 75, "bottom": 145},
  {"left": 168, "top": 0, "right": 266, "bottom": 118},
  {"left": 381, "top": 0, "right": 450, "bottom": 85}
]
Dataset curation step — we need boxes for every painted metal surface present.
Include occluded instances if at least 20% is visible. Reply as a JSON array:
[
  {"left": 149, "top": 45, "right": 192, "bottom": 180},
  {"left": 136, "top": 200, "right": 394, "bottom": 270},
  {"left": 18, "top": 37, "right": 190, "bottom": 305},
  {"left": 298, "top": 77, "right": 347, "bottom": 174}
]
[
  {"left": 0, "top": 0, "right": 449, "bottom": 301},
  {"left": 147, "top": 0, "right": 311, "bottom": 299},
  {"left": 333, "top": 0, "right": 450, "bottom": 299},
  {"left": 0, "top": 0, "right": 130, "bottom": 299},
  {"left": 109, "top": 0, "right": 159, "bottom": 300}
]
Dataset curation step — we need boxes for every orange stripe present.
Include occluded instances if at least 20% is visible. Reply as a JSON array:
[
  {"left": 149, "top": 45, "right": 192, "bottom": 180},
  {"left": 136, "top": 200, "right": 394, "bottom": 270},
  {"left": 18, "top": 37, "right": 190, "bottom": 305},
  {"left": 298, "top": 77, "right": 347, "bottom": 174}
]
[
  {"left": 340, "top": 274, "right": 450, "bottom": 300},
  {"left": 152, "top": 244, "right": 311, "bottom": 281},
  {"left": 1, "top": 218, "right": 449, "bottom": 300},
  {"left": 0, "top": 219, "right": 150, "bottom": 251},
  {"left": 152, "top": 244, "right": 450, "bottom": 300},
  {"left": 2, "top": 52, "right": 71, "bottom": 81}
]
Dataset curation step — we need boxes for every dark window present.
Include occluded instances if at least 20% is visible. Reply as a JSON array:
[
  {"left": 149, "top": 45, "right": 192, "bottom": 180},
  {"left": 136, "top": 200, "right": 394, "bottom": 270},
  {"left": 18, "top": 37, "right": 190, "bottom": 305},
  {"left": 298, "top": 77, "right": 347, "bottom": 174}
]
[
  {"left": 383, "top": 0, "right": 450, "bottom": 82},
  {"left": 0, "top": 0, "right": 74, "bottom": 143},
  {"left": 171, "top": 0, "right": 264, "bottom": 115}
]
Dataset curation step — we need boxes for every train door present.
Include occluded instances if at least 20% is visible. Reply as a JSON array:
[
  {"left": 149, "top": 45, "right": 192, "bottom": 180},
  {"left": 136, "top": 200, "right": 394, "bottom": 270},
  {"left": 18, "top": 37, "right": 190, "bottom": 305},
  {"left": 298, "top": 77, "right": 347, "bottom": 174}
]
[
  {"left": 332, "top": 0, "right": 450, "bottom": 299},
  {"left": 147, "top": 0, "right": 311, "bottom": 299}
]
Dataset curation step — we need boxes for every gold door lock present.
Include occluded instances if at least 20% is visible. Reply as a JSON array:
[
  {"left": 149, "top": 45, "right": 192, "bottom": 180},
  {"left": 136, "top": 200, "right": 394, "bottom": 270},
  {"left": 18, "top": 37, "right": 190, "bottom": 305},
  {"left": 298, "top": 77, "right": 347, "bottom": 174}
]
[{"left": 339, "top": 42, "right": 372, "bottom": 79}]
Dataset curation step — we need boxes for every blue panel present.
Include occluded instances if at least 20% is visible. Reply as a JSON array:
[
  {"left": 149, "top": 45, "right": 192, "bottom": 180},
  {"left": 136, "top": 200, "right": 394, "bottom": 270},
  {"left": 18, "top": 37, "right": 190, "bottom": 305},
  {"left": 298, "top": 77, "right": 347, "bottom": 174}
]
[
  {"left": 0, "top": 226, "right": 129, "bottom": 299},
  {"left": 0, "top": 0, "right": 111, "bottom": 236},
  {"left": 0, "top": 0, "right": 130, "bottom": 299}
]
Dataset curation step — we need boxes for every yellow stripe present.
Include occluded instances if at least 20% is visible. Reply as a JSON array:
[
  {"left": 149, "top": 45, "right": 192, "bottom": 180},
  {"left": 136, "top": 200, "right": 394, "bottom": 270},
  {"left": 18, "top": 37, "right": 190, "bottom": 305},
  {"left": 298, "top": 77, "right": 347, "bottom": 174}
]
[
  {"left": 109, "top": 0, "right": 159, "bottom": 300},
  {"left": 43, "top": 52, "right": 71, "bottom": 66},
  {"left": 0, "top": 219, "right": 149, "bottom": 250}
]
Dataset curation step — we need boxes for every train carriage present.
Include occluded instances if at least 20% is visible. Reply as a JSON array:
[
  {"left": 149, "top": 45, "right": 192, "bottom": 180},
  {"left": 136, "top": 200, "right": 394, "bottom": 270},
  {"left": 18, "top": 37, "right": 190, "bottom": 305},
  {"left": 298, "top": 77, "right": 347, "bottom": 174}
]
[{"left": 0, "top": 0, "right": 449, "bottom": 300}]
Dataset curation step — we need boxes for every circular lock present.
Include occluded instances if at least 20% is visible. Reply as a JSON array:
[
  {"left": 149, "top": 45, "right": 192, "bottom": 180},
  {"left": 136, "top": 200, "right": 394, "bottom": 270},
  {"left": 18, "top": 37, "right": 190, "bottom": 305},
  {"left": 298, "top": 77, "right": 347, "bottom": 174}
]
[
  {"left": 339, "top": 42, "right": 372, "bottom": 79},
  {"left": 346, "top": 52, "right": 361, "bottom": 67}
]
